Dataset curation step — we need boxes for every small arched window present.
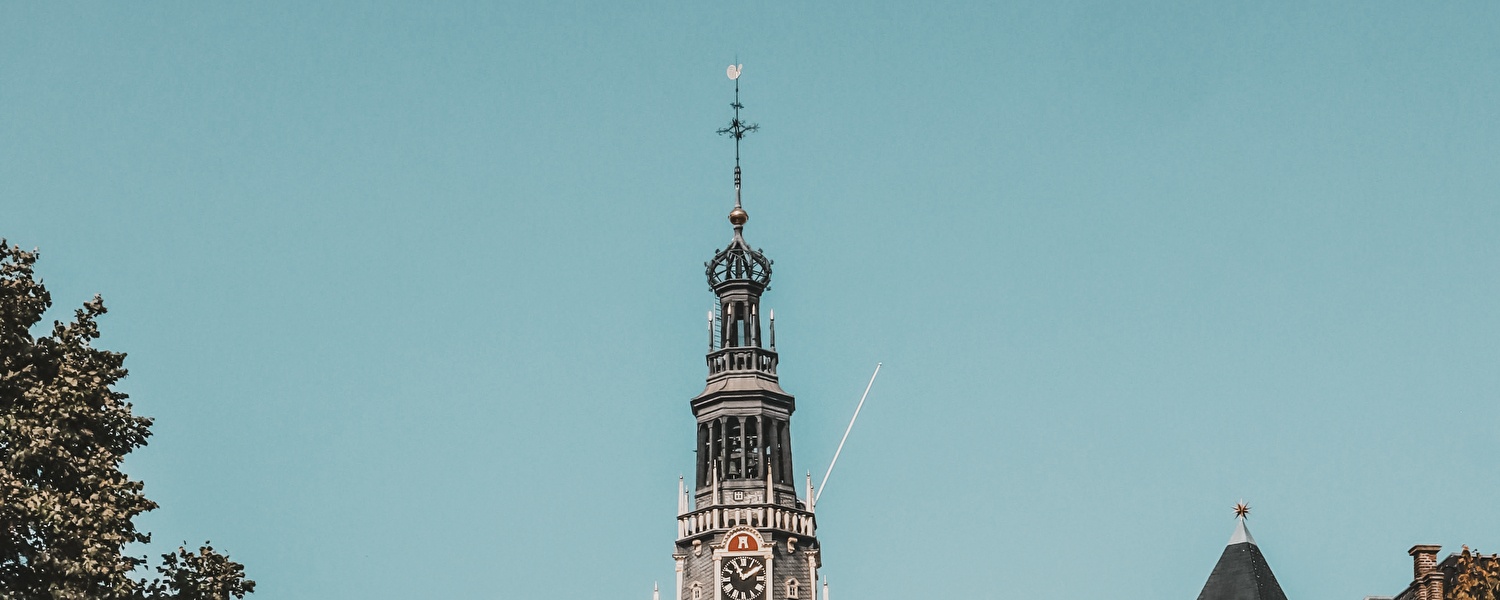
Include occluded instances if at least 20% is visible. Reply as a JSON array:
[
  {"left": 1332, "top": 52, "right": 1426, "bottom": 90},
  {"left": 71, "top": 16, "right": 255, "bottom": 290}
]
[
  {"left": 786, "top": 578, "right": 800, "bottom": 599},
  {"left": 691, "top": 583, "right": 702, "bottom": 600}
]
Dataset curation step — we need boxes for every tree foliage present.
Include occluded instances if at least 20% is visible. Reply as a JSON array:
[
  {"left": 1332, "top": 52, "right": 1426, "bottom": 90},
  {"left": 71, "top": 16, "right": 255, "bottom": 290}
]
[
  {"left": 141, "top": 544, "right": 256, "bottom": 600},
  {"left": 0, "top": 242, "right": 254, "bottom": 599},
  {"left": 1450, "top": 546, "right": 1500, "bottom": 600}
]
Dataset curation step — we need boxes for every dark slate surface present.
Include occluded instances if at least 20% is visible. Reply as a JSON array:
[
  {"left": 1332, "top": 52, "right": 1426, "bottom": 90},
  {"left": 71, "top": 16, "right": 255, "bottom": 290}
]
[{"left": 1196, "top": 542, "right": 1289, "bottom": 600}]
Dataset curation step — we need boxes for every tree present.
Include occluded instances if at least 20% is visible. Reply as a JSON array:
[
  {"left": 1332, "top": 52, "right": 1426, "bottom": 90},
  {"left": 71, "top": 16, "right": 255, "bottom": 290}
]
[
  {"left": 0, "top": 242, "right": 254, "bottom": 600},
  {"left": 1450, "top": 546, "right": 1500, "bottom": 600}
]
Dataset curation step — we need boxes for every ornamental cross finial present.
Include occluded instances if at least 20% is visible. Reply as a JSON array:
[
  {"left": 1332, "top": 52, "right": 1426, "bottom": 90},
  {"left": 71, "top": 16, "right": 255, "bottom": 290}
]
[
  {"left": 717, "top": 64, "right": 759, "bottom": 170},
  {"left": 1234, "top": 501, "right": 1251, "bottom": 519}
]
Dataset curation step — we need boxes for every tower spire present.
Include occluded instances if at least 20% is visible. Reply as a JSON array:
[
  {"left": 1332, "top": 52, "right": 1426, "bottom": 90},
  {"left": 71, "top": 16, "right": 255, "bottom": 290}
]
[
  {"left": 718, "top": 64, "right": 757, "bottom": 230},
  {"left": 1196, "top": 501, "right": 1286, "bottom": 600},
  {"left": 677, "top": 65, "right": 820, "bottom": 600}
]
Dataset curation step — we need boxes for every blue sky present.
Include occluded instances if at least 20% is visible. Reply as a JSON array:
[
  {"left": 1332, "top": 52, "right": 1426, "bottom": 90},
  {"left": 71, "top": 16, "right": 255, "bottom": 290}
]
[{"left": 3, "top": 2, "right": 1497, "bottom": 599}]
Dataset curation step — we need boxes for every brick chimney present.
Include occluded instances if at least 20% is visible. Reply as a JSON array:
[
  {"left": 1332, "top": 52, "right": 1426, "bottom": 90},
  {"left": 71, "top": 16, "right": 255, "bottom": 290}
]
[{"left": 1409, "top": 545, "right": 1443, "bottom": 600}]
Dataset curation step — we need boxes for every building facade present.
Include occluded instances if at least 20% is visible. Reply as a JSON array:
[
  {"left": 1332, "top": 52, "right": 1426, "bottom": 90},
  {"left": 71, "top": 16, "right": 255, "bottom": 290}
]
[{"left": 1375, "top": 545, "right": 1500, "bottom": 600}]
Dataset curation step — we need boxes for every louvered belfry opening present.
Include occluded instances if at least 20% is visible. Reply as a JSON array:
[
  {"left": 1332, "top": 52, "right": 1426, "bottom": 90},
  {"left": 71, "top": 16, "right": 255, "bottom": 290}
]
[{"left": 695, "top": 415, "right": 794, "bottom": 489}]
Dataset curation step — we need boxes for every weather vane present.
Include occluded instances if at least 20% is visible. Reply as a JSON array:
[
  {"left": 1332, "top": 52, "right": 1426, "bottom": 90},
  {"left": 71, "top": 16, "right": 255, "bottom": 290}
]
[
  {"left": 1234, "top": 501, "right": 1251, "bottom": 519},
  {"left": 717, "top": 64, "right": 759, "bottom": 225},
  {"left": 717, "top": 64, "right": 759, "bottom": 170}
]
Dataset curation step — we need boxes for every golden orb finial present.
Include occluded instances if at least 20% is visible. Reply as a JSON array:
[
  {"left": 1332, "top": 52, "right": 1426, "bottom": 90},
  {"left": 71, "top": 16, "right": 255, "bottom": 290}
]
[{"left": 729, "top": 206, "right": 748, "bottom": 226}]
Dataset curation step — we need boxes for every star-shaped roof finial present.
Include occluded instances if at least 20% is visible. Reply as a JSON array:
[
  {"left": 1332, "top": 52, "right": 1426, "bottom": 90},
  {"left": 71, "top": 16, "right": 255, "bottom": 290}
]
[{"left": 1233, "top": 500, "right": 1251, "bottom": 519}]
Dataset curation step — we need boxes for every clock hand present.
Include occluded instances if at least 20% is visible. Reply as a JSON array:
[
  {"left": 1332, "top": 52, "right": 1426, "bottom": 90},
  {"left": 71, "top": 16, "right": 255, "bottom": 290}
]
[{"left": 743, "top": 564, "right": 763, "bottom": 578}]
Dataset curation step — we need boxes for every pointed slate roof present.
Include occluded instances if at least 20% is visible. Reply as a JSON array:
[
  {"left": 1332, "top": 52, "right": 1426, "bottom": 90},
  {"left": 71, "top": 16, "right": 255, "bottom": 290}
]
[{"left": 1196, "top": 517, "right": 1288, "bottom": 600}]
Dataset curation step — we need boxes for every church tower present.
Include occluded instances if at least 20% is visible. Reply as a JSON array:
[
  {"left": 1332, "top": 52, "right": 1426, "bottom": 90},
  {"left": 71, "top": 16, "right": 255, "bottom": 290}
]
[{"left": 671, "top": 66, "right": 821, "bottom": 600}]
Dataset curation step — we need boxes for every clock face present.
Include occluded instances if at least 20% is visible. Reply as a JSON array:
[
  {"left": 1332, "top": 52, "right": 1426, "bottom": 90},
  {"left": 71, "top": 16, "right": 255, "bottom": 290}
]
[{"left": 719, "top": 556, "right": 767, "bottom": 600}]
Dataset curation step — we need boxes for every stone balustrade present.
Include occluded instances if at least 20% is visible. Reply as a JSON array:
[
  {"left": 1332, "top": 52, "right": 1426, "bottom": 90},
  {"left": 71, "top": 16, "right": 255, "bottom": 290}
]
[
  {"left": 677, "top": 503, "right": 815, "bottom": 541},
  {"left": 707, "top": 347, "right": 778, "bottom": 377}
]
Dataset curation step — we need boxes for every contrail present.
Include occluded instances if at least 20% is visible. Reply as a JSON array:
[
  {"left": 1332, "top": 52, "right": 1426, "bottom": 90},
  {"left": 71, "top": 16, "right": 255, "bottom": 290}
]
[{"left": 816, "top": 362, "right": 881, "bottom": 505}]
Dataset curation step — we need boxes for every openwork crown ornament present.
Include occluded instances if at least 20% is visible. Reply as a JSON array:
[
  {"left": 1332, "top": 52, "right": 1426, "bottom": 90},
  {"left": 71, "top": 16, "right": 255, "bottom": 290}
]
[{"left": 706, "top": 236, "right": 772, "bottom": 290}]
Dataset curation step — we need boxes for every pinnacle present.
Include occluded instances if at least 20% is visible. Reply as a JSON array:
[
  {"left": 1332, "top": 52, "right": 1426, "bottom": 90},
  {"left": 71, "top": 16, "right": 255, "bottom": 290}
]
[{"left": 1228, "top": 516, "right": 1256, "bottom": 546}]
